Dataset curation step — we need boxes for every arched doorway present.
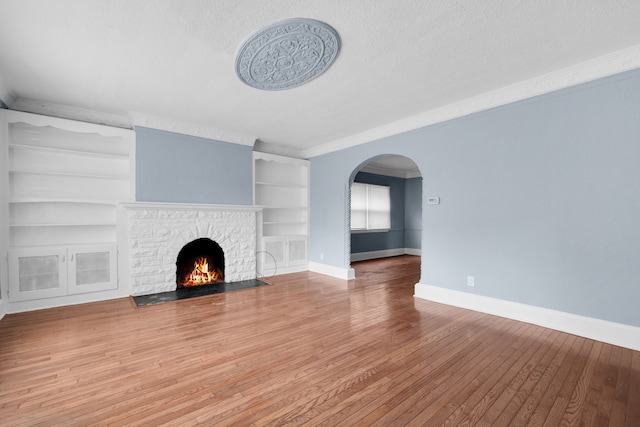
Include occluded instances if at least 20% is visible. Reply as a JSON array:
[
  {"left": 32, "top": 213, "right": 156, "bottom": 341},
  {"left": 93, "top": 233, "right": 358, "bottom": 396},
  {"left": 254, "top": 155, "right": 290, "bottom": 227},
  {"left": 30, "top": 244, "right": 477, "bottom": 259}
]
[{"left": 347, "top": 155, "right": 422, "bottom": 274}]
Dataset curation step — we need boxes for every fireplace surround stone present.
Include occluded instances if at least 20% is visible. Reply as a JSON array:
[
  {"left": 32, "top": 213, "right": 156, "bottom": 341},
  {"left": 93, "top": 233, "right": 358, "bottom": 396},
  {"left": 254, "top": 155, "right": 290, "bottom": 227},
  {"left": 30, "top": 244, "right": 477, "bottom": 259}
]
[{"left": 121, "top": 203, "right": 261, "bottom": 296}]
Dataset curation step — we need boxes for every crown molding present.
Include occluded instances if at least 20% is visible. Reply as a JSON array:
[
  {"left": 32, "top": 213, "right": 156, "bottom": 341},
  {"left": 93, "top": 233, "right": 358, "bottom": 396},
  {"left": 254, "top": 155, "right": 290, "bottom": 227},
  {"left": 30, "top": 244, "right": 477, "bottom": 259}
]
[
  {"left": 252, "top": 139, "right": 307, "bottom": 159},
  {"left": 10, "top": 97, "right": 133, "bottom": 129},
  {"left": 130, "top": 112, "right": 257, "bottom": 146},
  {"left": 7, "top": 98, "right": 257, "bottom": 146},
  {"left": 0, "top": 75, "right": 16, "bottom": 108},
  {"left": 303, "top": 43, "right": 640, "bottom": 159}
]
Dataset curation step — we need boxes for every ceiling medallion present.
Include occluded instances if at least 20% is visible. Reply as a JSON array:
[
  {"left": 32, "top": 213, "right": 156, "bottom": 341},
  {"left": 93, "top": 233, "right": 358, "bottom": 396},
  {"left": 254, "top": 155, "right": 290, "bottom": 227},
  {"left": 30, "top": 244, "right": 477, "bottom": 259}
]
[{"left": 235, "top": 18, "right": 341, "bottom": 91}]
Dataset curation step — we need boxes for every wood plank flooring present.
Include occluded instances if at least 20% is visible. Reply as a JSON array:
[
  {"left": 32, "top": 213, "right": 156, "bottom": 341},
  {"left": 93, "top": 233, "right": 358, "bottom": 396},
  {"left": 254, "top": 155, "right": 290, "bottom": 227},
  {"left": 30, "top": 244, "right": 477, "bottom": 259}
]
[{"left": 1, "top": 255, "right": 638, "bottom": 426}]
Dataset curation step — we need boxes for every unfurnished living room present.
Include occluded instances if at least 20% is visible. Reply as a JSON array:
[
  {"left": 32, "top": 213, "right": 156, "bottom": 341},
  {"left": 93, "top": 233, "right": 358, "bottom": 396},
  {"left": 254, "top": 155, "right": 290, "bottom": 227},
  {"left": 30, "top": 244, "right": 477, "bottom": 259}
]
[{"left": 0, "top": 1, "right": 639, "bottom": 426}]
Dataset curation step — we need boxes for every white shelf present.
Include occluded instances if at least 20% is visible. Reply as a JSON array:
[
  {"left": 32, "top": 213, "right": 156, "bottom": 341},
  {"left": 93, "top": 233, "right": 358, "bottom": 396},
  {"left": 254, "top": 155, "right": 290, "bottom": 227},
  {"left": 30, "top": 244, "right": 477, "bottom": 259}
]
[
  {"left": 263, "top": 233, "right": 308, "bottom": 239},
  {"left": 260, "top": 205, "right": 308, "bottom": 210},
  {"left": 9, "top": 169, "right": 129, "bottom": 180},
  {"left": 9, "top": 225, "right": 118, "bottom": 247},
  {"left": 9, "top": 198, "right": 119, "bottom": 204},
  {"left": 263, "top": 221, "right": 307, "bottom": 225},
  {"left": 9, "top": 223, "right": 115, "bottom": 227},
  {"left": 255, "top": 181, "right": 308, "bottom": 189},
  {"left": 9, "top": 143, "right": 130, "bottom": 159}
]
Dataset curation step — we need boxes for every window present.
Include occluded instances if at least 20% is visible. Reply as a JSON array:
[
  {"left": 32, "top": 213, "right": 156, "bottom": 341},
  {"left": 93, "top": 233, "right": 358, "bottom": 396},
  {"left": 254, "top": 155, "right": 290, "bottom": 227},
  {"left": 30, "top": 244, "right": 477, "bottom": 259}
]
[{"left": 351, "top": 182, "right": 391, "bottom": 231}]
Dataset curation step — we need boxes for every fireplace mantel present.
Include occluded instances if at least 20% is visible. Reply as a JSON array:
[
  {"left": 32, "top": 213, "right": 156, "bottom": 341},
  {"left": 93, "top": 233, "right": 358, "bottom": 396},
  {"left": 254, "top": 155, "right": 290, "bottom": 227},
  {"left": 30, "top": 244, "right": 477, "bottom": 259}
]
[{"left": 121, "top": 202, "right": 262, "bottom": 296}]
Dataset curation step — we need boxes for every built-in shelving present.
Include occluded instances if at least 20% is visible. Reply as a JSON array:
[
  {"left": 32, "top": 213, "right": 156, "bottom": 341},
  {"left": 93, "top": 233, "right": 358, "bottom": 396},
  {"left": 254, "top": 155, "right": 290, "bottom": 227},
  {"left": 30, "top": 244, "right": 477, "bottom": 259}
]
[
  {"left": 1, "top": 110, "right": 134, "bottom": 304},
  {"left": 253, "top": 152, "right": 309, "bottom": 275}
]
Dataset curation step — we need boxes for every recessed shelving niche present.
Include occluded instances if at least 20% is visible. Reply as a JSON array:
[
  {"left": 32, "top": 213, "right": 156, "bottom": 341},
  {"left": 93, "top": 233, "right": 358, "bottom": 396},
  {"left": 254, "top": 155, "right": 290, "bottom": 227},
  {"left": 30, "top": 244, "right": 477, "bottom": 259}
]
[
  {"left": 1, "top": 110, "right": 134, "bottom": 304},
  {"left": 253, "top": 152, "right": 309, "bottom": 275}
]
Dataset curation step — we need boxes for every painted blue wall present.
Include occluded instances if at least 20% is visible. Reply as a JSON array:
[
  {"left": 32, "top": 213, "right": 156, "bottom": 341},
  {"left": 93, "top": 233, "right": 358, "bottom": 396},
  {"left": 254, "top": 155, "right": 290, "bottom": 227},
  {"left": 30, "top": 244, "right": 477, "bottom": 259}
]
[
  {"left": 405, "top": 177, "right": 422, "bottom": 249},
  {"left": 136, "top": 127, "right": 253, "bottom": 205},
  {"left": 310, "top": 68, "right": 640, "bottom": 327},
  {"left": 351, "top": 172, "right": 406, "bottom": 254}
]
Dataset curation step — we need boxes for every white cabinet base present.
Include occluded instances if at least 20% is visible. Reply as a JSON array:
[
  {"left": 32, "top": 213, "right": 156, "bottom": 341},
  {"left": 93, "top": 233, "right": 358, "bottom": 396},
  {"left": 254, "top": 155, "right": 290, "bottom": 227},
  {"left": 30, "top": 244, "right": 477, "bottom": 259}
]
[
  {"left": 258, "top": 236, "right": 308, "bottom": 277},
  {"left": 8, "top": 244, "right": 118, "bottom": 302}
]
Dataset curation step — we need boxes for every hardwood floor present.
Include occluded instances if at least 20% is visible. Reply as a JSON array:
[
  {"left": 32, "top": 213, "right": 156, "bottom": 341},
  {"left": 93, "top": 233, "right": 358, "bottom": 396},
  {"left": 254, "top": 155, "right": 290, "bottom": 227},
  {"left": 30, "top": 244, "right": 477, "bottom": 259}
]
[{"left": 1, "top": 255, "right": 638, "bottom": 426}]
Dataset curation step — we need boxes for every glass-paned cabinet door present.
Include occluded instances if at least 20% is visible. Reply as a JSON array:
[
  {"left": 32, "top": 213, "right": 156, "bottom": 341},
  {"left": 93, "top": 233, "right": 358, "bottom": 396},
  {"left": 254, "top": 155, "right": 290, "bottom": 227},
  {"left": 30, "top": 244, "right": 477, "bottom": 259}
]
[
  {"left": 8, "top": 247, "right": 68, "bottom": 301},
  {"left": 68, "top": 245, "right": 118, "bottom": 294}
]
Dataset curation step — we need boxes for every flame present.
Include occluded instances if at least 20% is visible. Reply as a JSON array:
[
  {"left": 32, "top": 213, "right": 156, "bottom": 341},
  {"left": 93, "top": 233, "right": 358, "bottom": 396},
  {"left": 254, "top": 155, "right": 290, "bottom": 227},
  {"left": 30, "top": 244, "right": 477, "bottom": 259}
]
[{"left": 183, "top": 257, "right": 222, "bottom": 286}]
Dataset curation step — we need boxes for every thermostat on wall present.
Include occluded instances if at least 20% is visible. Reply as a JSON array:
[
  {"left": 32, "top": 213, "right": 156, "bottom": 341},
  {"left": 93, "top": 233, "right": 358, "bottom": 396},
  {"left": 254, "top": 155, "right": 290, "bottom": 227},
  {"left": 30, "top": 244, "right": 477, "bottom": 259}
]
[{"left": 427, "top": 197, "right": 440, "bottom": 205}]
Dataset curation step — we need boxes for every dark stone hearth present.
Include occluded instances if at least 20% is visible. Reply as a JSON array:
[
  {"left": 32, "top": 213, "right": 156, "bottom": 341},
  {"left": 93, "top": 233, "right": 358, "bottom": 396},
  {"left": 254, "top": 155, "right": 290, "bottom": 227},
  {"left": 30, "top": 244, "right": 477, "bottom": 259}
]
[{"left": 132, "top": 279, "right": 268, "bottom": 307}]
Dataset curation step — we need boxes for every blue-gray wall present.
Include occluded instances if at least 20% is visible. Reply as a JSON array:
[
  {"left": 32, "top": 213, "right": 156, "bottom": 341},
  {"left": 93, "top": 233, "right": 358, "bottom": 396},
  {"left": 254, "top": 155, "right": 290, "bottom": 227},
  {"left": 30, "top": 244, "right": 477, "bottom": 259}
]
[
  {"left": 351, "top": 171, "right": 422, "bottom": 254},
  {"left": 136, "top": 127, "right": 253, "bottom": 205},
  {"left": 405, "top": 177, "right": 422, "bottom": 249},
  {"left": 310, "top": 68, "right": 640, "bottom": 327}
]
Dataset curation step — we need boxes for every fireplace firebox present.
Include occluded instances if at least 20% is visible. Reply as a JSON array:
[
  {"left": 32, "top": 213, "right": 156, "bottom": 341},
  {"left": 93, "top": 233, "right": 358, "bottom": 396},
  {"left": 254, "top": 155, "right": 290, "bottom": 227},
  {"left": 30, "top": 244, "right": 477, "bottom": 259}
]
[{"left": 176, "top": 238, "right": 225, "bottom": 288}]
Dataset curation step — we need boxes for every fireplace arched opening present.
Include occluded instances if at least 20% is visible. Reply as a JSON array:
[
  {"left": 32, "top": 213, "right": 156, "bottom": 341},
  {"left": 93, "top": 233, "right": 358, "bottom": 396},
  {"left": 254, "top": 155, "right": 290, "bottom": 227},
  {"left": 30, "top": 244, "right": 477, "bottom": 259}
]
[{"left": 176, "top": 238, "right": 225, "bottom": 288}]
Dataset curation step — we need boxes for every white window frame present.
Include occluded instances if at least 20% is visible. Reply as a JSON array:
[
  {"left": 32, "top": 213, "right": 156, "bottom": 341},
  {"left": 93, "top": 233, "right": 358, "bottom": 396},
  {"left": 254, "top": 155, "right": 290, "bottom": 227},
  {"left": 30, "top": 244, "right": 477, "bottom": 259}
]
[{"left": 350, "top": 182, "right": 391, "bottom": 232}]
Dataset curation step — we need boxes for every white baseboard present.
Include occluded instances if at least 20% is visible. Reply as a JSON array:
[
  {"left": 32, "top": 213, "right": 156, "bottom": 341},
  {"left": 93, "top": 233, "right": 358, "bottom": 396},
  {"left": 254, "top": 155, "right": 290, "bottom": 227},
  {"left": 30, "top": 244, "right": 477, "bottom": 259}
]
[
  {"left": 414, "top": 283, "right": 640, "bottom": 351},
  {"left": 0, "top": 299, "right": 6, "bottom": 321},
  {"left": 5, "top": 289, "right": 130, "bottom": 314},
  {"left": 308, "top": 262, "right": 355, "bottom": 280},
  {"left": 260, "top": 263, "right": 308, "bottom": 277},
  {"left": 351, "top": 248, "right": 421, "bottom": 262}
]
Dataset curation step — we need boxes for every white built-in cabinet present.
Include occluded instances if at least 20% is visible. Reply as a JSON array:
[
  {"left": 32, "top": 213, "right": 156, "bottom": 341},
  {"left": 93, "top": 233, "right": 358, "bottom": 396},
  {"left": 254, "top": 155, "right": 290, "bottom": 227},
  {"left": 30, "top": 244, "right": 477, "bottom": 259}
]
[
  {"left": 1, "top": 110, "right": 134, "bottom": 305},
  {"left": 253, "top": 152, "right": 309, "bottom": 276}
]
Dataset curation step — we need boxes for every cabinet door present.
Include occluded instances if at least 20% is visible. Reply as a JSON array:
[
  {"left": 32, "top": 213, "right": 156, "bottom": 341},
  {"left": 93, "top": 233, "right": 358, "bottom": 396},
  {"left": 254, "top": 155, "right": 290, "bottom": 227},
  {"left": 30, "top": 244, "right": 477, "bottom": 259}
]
[
  {"left": 68, "top": 245, "right": 118, "bottom": 294},
  {"left": 287, "top": 237, "right": 308, "bottom": 266},
  {"left": 8, "top": 247, "right": 68, "bottom": 301},
  {"left": 259, "top": 238, "right": 286, "bottom": 277}
]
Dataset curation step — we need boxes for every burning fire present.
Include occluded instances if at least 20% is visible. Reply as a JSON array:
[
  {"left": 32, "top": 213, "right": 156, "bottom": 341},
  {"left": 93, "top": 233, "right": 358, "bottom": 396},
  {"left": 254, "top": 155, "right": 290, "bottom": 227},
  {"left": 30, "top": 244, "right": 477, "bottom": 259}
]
[{"left": 184, "top": 257, "right": 223, "bottom": 286}]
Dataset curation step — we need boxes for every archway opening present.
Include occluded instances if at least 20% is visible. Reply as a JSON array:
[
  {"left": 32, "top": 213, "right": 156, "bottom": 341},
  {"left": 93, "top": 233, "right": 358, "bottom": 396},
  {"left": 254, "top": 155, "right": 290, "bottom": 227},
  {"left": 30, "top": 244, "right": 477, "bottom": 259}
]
[{"left": 347, "top": 155, "right": 423, "bottom": 276}]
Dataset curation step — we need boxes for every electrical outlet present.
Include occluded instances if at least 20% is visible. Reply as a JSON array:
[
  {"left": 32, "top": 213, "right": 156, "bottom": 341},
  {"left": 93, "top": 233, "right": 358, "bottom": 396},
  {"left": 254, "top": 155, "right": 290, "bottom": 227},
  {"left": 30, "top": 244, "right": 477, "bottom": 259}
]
[
  {"left": 320, "top": 253, "right": 324, "bottom": 260},
  {"left": 467, "top": 276, "right": 475, "bottom": 287}
]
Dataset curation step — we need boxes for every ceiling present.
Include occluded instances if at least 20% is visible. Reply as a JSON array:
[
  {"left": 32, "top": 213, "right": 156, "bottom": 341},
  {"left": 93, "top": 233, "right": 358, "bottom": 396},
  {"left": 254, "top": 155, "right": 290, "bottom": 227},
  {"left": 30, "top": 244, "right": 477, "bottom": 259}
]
[{"left": 1, "top": 0, "right": 640, "bottom": 161}]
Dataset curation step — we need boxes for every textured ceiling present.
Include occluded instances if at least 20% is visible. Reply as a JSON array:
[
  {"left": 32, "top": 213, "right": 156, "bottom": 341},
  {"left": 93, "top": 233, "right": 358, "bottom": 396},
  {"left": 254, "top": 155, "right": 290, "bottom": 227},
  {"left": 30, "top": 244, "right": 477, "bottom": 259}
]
[{"left": 1, "top": 0, "right": 640, "bottom": 159}]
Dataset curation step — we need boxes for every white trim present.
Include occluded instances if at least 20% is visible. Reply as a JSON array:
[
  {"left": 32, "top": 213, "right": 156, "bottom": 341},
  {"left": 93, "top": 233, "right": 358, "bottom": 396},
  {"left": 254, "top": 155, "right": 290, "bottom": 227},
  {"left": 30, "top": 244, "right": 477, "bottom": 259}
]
[
  {"left": 309, "top": 261, "right": 355, "bottom": 280},
  {"left": 414, "top": 283, "right": 640, "bottom": 352},
  {"left": 0, "top": 299, "right": 6, "bottom": 320},
  {"left": 303, "top": 44, "right": 640, "bottom": 158},
  {"left": 8, "top": 99, "right": 258, "bottom": 147},
  {"left": 1, "top": 108, "right": 133, "bottom": 138},
  {"left": 351, "top": 248, "right": 420, "bottom": 262},
  {"left": 264, "top": 263, "right": 309, "bottom": 276},
  {"left": 10, "top": 98, "right": 132, "bottom": 130},
  {"left": 0, "top": 75, "right": 16, "bottom": 108}
]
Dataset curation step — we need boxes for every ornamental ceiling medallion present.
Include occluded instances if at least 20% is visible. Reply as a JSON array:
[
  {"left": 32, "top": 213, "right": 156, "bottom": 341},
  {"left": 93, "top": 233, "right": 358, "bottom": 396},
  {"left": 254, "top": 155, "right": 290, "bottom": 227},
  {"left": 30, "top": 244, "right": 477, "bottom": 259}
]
[{"left": 235, "top": 18, "right": 341, "bottom": 91}]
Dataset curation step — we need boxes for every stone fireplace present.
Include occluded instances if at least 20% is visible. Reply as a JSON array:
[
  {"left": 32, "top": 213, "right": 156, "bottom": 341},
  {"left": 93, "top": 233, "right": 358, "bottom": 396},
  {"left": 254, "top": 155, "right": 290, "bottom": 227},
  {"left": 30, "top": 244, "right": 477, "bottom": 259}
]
[{"left": 121, "top": 203, "right": 262, "bottom": 296}]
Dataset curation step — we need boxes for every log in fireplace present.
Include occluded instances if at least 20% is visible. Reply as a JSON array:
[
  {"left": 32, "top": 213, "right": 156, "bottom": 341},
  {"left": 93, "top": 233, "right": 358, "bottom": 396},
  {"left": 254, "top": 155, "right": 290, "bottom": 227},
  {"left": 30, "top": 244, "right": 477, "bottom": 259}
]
[{"left": 176, "top": 238, "right": 225, "bottom": 288}]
